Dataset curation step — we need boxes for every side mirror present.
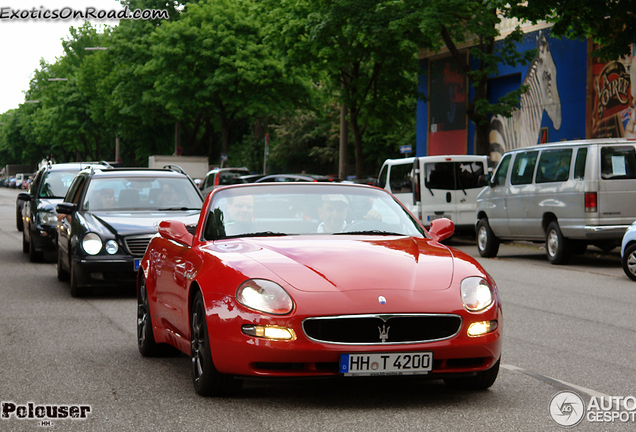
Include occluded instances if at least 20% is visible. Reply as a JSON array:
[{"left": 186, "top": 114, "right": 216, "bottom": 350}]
[
  {"left": 17, "top": 192, "right": 31, "bottom": 201},
  {"left": 428, "top": 218, "right": 454, "bottom": 243},
  {"left": 55, "top": 202, "right": 77, "bottom": 215},
  {"left": 478, "top": 174, "right": 491, "bottom": 187},
  {"left": 158, "top": 220, "right": 194, "bottom": 246}
]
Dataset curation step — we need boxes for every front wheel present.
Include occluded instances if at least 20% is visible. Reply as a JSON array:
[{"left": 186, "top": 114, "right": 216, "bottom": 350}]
[
  {"left": 622, "top": 243, "right": 636, "bottom": 281},
  {"left": 444, "top": 359, "right": 500, "bottom": 390},
  {"left": 546, "top": 221, "right": 571, "bottom": 265},
  {"left": 191, "top": 291, "right": 242, "bottom": 396},
  {"left": 476, "top": 218, "right": 500, "bottom": 258},
  {"left": 57, "top": 250, "right": 69, "bottom": 281},
  {"left": 137, "top": 276, "right": 180, "bottom": 357}
]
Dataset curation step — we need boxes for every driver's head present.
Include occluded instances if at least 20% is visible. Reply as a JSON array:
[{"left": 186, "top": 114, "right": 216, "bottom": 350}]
[{"left": 318, "top": 194, "right": 348, "bottom": 233}]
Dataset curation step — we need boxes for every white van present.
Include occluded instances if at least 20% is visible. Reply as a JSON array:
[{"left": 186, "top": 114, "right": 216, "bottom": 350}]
[
  {"left": 377, "top": 155, "right": 489, "bottom": 232},
  {"left": 476, "top": 139, "right": 636, "bottom": 264}
]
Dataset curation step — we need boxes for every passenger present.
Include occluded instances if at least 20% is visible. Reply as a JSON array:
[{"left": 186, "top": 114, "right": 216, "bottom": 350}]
[
  {"left": 98, "top": 188, "right": 115, "bottom": 209},
  {"left": 317, "top": 194, "right": 349, "bottom": 233}
]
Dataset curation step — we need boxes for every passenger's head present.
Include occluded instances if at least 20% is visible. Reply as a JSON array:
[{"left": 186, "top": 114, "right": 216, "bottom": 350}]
[{"left": 99, "top": 188, "right": 115, "bottom": 209}]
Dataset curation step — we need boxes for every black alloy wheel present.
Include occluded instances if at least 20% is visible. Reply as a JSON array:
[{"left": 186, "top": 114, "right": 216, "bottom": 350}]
[{"left": 191, "top": 291, "right": 242, "bottom": 396}]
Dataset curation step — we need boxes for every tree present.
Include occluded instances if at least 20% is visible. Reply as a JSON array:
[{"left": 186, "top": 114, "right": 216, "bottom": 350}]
[
  {"left": 267, "top": 0, "right": 431, "bottom": 179},
  {"left": 509, "top": 0, "right": 636, "bottom": 61},
  {"left": 145, "top": 0, "right": 311, "bottom": 166},
  {"left": 419, "top": 0, "right": 535, "bottom": 155}
]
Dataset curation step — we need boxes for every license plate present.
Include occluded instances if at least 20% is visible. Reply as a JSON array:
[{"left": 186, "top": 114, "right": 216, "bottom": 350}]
[
  {"left": 339, "top": 352, "right": 432, "bottom": 376},
  {"left": 134, "top": 259, "right": 141, "bottom": 271}
]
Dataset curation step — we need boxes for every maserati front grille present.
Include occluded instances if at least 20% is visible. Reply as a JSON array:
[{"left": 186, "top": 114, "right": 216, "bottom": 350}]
[{"left": 302, "top": 314, "right": 462, "bottom": 345}]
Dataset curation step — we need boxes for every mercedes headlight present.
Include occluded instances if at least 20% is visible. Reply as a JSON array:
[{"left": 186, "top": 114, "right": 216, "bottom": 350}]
[
  {"left": 82, "top": 233, "right": 103, "bottom": 255},
  {"left": 236, "top": 279, "right": 294, "bottom": 315},
  {"left": 105, "top": 239, "right": 118, "bottom": 254},
  {"left": 460, "top": 277, "right": 493, "bottom": 312}
]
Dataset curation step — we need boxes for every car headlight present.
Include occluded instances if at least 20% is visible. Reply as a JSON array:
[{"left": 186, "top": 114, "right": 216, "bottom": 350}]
[
  {"left": 105, "top": 239, "right": 118, "bottom": 254},
  {"left": 37, "top": 211, "right": 58, "bottom": 225},
  {"left": 82, "top": 233, "right": 103, "bottom": 255},
  {"left": 236, "top": 279, "right": 294, "bottom": 315},
  {"left": 460, "top": 277, "right": 493, "bottom": 312}
]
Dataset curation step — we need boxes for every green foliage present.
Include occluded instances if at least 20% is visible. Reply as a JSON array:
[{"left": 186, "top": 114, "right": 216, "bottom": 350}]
[{"left": 508, "top": 1, "right": 635, "bottom": 61}]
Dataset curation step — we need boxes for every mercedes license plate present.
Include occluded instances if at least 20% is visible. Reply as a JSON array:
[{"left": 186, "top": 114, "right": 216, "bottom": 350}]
[
  {"left": 134, "top": 259, "right": 141, "bottom": 271},
  {"left": 339, "top": 352, "right": 432, "bottom": 376}
]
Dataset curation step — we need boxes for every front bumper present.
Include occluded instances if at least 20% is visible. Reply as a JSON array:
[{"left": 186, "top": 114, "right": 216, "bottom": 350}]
[
  {"left": 202, "top": 298, "right": 502, "bottom": 379},
  {"left": 73, "top": 255, "right": 139, "bottom": 288}
]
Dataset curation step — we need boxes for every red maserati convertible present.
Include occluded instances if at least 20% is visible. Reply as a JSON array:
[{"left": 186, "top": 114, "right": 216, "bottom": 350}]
[{"left": 137, "top": 183, "right": 502, "bottom": 396}]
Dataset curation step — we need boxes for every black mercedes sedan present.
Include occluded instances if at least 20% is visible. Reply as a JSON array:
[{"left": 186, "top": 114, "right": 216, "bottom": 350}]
[{"left": 56, "top": 166, "right": 203, "bottom": 296}]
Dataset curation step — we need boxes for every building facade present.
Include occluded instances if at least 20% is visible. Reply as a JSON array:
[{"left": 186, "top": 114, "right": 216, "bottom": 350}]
[{"left": 416, "top": 23, "right": 635, "bottom": 162}]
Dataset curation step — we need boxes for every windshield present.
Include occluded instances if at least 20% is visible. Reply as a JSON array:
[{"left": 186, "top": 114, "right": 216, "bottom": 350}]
[
  {"left": 39, "top": 170, "right": 79, "bottom": 198},
  {"left": 83, "top": 176, "right": 203, "bottom": 211},
  {"left": 203, "top": 184, "right": 427, "bottom": 240}
]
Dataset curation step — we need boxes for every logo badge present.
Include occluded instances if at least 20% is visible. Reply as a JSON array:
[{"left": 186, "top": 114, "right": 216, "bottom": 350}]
[
  {"left": 378, "top": 296, "right": 386, "bottom": 305},
  {"left": 378, "top": 324, "right": 390, "bottom": 343},
  {"left": 549, "top": 391, "right": 585, "bottom": 427}
]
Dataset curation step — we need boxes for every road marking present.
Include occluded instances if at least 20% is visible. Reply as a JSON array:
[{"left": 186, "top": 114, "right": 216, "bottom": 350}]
[{"left": 502, "top": 363, "right": 611, "bottom": 399}]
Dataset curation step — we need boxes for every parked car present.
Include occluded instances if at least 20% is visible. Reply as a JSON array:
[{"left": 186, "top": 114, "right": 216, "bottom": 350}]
[
  {"left": 200, "top": 167, "right": 251, "bottom": 196},
  {"left": 255, "top": 174, "right": 336, "bottom": 183},
  {"left": 18, "top": 162, "right": 109, "bottom": 262},
  {"left": 56, "top": 165, "right": 203, "bottom": 297},
  {"left": 230, "top": 173, "right": 266, "bottom": 184},
  {"left": 621, "top": 221, "right": 636, "bottom": 281},
  {"left": 137, "top": 182, "right": 502, "bottom": 396},
  {"left": 376, "top": 155, "right": 489, "bottom": 232},
  {"left": 476, "top": 139, "right": 636, "bottom": 264}
]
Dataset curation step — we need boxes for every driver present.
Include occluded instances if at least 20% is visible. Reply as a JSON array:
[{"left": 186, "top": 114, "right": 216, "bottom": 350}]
[{"left": 317, "top": 194, "right": 349, "bottom": 233}]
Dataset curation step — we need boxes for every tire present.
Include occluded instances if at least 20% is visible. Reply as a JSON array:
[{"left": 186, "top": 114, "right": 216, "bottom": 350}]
[
  {"left": 69, "top": 259, "right": 84, "bottom": 297},
  {"left": 16, "top": 207, "right": 23, "bottom": 232},
  {"left": 29, "top": 235, "right": 43, "bottom": 263},
  {"left": 622, "top": 243, "right": 636, "bottom": 282},
  {"left": 546, "top": 221, "right": 571, "bottom": 265},
  {"left": 137, "top": 276, "right": 180, "bottom": 357},
  {"left": 444, "top": 358, "right": 500, "bottom": 390},
  {"left": 57, "top": 250, "right": 69, "bottom": 282},
  {"left": 476, "top": 218, "right": 500, "bottom": 258},
  {"left": 22, "top": 229, "right": 29, "bottom": 254},
  {"left": 191, "top": 291, "right": 242, "bottom": 396}
]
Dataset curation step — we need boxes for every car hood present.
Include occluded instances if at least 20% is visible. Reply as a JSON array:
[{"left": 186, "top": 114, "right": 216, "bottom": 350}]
[
  {"left": 205, "top": 236, "right": 455, "bottom": 293},
  {"left": 87, "top": 210, "right": 200, "bottom": 237}
]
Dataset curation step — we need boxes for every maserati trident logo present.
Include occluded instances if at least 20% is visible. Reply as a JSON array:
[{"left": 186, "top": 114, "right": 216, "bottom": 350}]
[
  {"left": 378, "top": 296, "right": 386, "bottom": 304},
  {"left": 378, "top": 324, "right": 390, "bottom": 342}
]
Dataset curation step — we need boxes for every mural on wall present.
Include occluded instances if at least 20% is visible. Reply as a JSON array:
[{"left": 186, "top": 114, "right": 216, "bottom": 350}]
[
  {"left": 489, "top": 31, "right": 562, "bottom": 162},
  {"left": 428, "top": 54, "right": 468, "bottom": 155},
  {"left": 590, "top": 43, "right": 635, "bottom": 139}
]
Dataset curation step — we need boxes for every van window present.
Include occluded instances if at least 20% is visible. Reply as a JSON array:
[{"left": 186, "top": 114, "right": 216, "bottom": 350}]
[
  {"left": 536, "top": 149, "right": 572, "bottom": 183},
  {"left": 425, "top": 162, "right": 454, "bottom": 190},
  {"left": 510, "top": 151, "right": 538, "bottom": 185},
  {"left": 601, "top": 146, "right": 636, "bottom": 180},
  {"left": 389, "top": 163, "right": 413, "bottom": 193},
  {"left": 574, "top": 147, "right": 587, "bottom": 180},
  {"left": 456, "top": 162, "right": 486, "bottom": 189},
  {"left": 493, "top": 154, "right": 512, "bottom": 186}
]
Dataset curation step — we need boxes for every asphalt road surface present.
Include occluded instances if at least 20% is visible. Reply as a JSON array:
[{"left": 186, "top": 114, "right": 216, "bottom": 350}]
[{"left": 1, "top": 187, "right": 635, "bottom": 431}]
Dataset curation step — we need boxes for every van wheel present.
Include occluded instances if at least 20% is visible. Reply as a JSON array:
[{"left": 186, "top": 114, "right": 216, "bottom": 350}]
[
  {"left": 546, "top": 221, "right": 571, "bottom": 264},
  {"left": 622, "top": 244, "right": 636, "bottom": 281},
  {"left": 476, "top": 218, "right": 499, "bottom": 258}
]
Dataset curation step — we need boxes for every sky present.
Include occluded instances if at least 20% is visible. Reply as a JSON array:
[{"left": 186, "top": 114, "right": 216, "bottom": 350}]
[{"left": 0, "top": 0, "right": 125, "bottom": 114}]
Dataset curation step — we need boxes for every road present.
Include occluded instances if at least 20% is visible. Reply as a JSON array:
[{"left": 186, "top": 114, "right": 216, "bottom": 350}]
[{"left": 1, "top": 187, "right": 635, "bottom": 431}]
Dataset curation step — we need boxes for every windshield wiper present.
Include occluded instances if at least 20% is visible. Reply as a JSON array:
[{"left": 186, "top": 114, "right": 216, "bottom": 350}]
[
  {"left": 225, "top": 231, "right": 290, "bottom": 239},
  {"left": 157, "top": 207, "right": 201, "bottom": 211},
  {"left": 334, "top": 230, "right": 404, "bottom": 236}
]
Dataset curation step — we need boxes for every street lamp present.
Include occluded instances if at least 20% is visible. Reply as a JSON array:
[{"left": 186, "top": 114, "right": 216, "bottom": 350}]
[
  {"left": 48, "top": 78, "right": 68, "bottom": 82},
  {"left": 84, "top": 47, "right": 109, "bottom": 51}
]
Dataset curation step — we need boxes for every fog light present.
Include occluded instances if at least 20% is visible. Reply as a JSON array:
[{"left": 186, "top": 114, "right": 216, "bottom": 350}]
[
  {"left": 467, "top": 320, "right": 498, "bottom": 337},
  {"left": 241, "top": 325, "right": 296, "bottom": 341}
]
